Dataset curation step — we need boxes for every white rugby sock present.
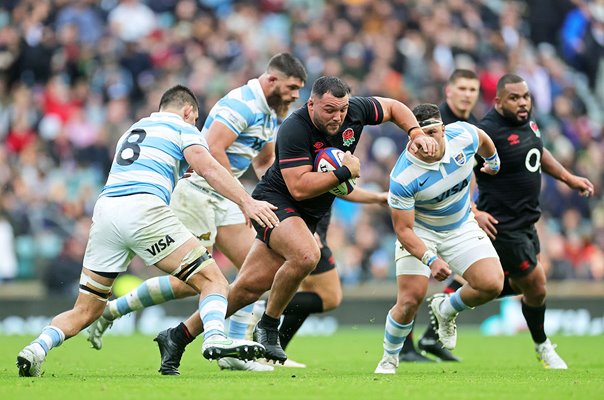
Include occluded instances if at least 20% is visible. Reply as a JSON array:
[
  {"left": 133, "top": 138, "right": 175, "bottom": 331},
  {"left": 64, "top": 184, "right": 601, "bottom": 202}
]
[
  {"left": 199, "top": 293, "right": 228, "bottom": 340},
  {"left": 228, "top": 303, "right": 254, "bottom": 339},
  {"left": 440, "top": 288, "right": 470, "bottom": 318},
  {"left": 31, "top": 325, "right": 65, "bottom": 356},
  {"left": 106, "top": 276, "right": 176, "bottom": 320},
  {"left": 382, "top": 311, "right": 413, "bottom": 355}
]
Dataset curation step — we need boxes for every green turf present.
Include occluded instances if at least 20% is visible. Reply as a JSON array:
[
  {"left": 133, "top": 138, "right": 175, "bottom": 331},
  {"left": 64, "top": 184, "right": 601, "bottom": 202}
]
[{"left": 1, "top": 328, "right": 603, "bottom": 400}]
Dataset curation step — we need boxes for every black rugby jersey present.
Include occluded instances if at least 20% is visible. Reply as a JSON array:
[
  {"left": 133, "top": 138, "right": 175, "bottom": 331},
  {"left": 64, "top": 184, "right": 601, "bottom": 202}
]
[
  {"left": 475, "top": 108, "right": 544, "bottom": 232},
  {"left": 254, "top": 97, "right": 384, "bottom": 219},
  {"left": 438, "top": 102, "right": 478, "bottom": 125}
]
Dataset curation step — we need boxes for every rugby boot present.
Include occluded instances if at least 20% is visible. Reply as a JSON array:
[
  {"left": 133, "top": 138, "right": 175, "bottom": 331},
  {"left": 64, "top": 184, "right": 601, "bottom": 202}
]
[
  {"left": 217, "top": 357, "right": 274, "bottom": 371},
  {"left": 154, "top": 328, "right": 185, "bottom": 375},
  {"left": 87, "top": 314, "right": 113, "bottom": 350},
  {"left": 374, "top": 353, "right": 398, "bottom": 374},
  {"left": 429, "top": 294, "right": 458, "bottom": 350},
  {"left": 398, "top": 347, "right": 435, "bottom": 362},
  {"left": 202, "top": 335, "right": 265, "bottom": 361},
  {"left": 16, "top": 345, "right": 44, "bottom": 377},
  {"left": 253, "top": 322, "right": 287, "bottom": 364},
  {"left": 536, "top": 339, "right": 568, "bottom": 369}
]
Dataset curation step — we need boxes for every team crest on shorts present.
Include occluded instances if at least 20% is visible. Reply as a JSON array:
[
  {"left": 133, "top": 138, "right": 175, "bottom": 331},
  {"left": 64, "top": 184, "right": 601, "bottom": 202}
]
[
  {"left": 530, "top": 121, "right": 541, "bottom": 138},
  {"left": 453, "top": 151, "right": 466, "bottom": 166},
  {"left": 342, "top": 128, "right": 355, "bottom": 147}
]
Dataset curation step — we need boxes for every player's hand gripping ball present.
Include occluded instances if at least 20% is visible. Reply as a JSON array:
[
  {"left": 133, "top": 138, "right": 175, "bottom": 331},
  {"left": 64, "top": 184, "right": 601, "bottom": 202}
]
[{"left": 314, "top": 147, "right": 357, "bottom": 196}]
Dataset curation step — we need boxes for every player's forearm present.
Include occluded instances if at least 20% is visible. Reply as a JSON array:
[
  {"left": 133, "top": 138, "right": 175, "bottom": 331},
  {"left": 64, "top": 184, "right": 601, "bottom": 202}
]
[
  {"left": 252, "top": 156, "right": 274, "bottom": 179},
  {"left": 396, "top": 227, "right": 430, "bottom": 262},
  {"left": 195, "top": 156, "right": 249, "bottom": 206},
  {"left": 287, "top": 171, "right": 344, "bottom": 200},
  {"left": 541, "top": 148, "right": 570, "bottom": 183},
  {"left": 341, "top": 187, "right": 383, "bottom": 204},
  {"left": 209, "top": 149, "right": 235, "bottom": 176}
]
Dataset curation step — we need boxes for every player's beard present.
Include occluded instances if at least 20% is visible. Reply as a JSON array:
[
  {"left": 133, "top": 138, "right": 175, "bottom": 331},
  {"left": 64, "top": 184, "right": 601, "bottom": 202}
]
[
  {"left": 501, "top": 106, "right": 531, "bottom": 125},
  {"left": 266, "top": 90, "right": 292, "bottom": 119},
  {"left": 312, "top": 114, "right": 340, "bottom": 136}
]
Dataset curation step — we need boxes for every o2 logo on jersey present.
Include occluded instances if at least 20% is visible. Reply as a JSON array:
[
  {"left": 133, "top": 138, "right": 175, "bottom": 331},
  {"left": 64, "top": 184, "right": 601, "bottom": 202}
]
[{"left": 453, "top": 152, "right": 466, "bottom": 166}]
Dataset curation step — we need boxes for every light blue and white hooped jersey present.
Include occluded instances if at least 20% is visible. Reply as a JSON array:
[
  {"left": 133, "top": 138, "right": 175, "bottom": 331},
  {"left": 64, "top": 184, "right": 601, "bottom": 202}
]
[
  {"left": 101, "top": 112, "right": 208, "bottom": 205},
  {"left": 190, "top": 78, "right": 278, "bottom": 188},
  {"left": 388, "top": 122, "right": 480, "bottom": 231}
]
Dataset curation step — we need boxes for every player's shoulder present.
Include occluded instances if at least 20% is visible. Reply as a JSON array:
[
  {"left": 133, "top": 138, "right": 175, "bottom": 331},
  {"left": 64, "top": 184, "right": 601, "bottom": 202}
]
[
  {"left": 137, "top": 112, "right": 198, "bottom": 135},
  {"left": 390, "top": 151, "right": 419, "bottom": 183},
  {"left": 477, "top": 108, "right": 499, "bottom": 128},
  {"left": 445, "top": 121, "right": 477, "bottom": 139}
]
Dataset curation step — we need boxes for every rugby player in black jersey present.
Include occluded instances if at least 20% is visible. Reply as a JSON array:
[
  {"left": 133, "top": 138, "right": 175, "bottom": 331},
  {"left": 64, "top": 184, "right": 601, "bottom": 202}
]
[
  {"left": 237, "top": 76, "right": 436, "bottom": 362},
  {"left": 474, "top": 74, "right": 592, "bottom": 368},
  {"left": 401, "top": 69, "right": 480, "bottom": 363}
]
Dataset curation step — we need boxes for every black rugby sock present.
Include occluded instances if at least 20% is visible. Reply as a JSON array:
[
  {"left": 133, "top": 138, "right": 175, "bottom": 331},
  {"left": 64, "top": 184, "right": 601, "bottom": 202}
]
[
  {"left": 259, "top": 312, "right": 280, "bottom": 329},
  {"left": 172, "top": 322, "right": 195, "bottom": 347},
  {"left": 279, "top": 313, "right": 309, "bottom": 350},
  {"left": 521, "top": 300, "right": 547, "bottom": 344},
  {"left": 443, "top": 279, "right": 463, "bottom": 294},
  {"left": 279, "top": 292, "right": 324, "bottom": 350}
]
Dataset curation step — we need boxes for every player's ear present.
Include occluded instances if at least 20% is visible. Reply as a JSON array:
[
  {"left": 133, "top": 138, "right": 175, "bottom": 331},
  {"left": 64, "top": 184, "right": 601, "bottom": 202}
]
[{"left": 183, "top": 103, "right": 193, "bottom": 120}]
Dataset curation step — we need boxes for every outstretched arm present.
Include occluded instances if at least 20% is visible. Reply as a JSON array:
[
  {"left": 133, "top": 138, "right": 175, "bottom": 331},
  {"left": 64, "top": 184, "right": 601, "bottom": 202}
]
[
  {"left": 375, "top": 97, "right": 438, "bottom": 156},
  {"left": 541, "top": 148, "right": 594, "bottom": 197},
  {"left": 476, "top": 128, "right": 500, "bottom": 175},
  {"left": 184, "top": 145, "right": 278, "bottom": 228},
  {"left": 340, "top": 186, "right": 388, "bottom": 205}
]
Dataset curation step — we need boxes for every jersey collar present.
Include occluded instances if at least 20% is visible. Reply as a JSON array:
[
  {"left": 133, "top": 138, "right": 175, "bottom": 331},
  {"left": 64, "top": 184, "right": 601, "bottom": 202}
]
[
  {"left": 150, "top": 111, "right": 185, "bottom": 122},
  {"left": 248, "top": 78, "right": 271, "bottom": 114}
]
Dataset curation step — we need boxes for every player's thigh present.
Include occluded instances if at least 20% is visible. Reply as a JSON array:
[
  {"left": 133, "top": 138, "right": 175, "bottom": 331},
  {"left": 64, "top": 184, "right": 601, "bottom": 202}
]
[
  {"left": 508, "top": 261, "right": 547, "bottom": 296},
  {"left": 462, "top": 256, "right": 504, "bottom": 293},
  {"left": 171, "top": 180, "right": 221, "bottom": 248},
  {"left": 215, "top": 201, "right": 255, "bottom": 269},
  {"left": 233, "top": 239, "right": 285, "bottom": 293},
  {"left": 268, "top": 216, "right": 321, "bottom": 267},
  {"left": 83, "top": 196, "right": 139, "bottom": 274},
  {"left": 438, "top": 217, "right": 501, "bottom": 277},
  {"left": 300, "top": 267, "right": 342, "bottom": 310}
]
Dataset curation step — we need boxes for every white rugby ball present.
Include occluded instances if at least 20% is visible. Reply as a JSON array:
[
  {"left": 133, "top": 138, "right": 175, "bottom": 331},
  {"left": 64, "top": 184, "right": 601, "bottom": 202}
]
[{"left": 313, "top": 147, "right": 356, "bottom": 196}]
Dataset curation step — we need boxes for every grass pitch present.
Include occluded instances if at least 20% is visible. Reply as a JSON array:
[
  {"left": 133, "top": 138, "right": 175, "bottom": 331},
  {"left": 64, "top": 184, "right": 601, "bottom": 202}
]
[{"left": 1, "top": 328, "right": 602, "bottom": 400}]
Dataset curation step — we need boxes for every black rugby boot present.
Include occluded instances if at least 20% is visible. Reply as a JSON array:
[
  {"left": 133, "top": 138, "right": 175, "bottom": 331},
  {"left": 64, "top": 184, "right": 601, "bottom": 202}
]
[{"left": 154, "top": 328, "right": 186, "bottom": 375}]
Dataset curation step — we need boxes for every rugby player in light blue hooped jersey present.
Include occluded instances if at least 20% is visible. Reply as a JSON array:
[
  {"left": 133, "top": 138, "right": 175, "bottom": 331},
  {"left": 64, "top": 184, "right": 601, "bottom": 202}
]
[
  {"left": 87, "top": 53, "right": 307, "bottom": 373},
  {"left": 16, "top": 85, "right": 280, "bottom": 378},
  {"left": 374, "top": 103, "right": 504, "bottom": 374}
]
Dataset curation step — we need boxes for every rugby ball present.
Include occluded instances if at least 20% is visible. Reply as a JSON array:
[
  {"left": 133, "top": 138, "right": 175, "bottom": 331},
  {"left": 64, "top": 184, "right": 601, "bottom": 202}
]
[{"left": 313, "top": 147, "right": 356, "bottom": 196}]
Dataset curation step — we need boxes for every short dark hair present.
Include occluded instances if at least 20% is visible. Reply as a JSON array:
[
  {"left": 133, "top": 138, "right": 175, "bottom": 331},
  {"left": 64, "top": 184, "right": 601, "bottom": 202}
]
[
  {"left": 311, "top": 76, "right": 351, "bottom": 98},
  {"left": 496, "top": 74, "right": 525, "bottom": 96},
  {"left": 412, "top": 103, "right": 442, "bottom": 124},
  {"left": 159, "top": 85, "right": 199, "bottom": 112},
  {"left": 448, "top": 69, "right": 478, "bottom": 84},
  {"left": 267, "top": 53, "right": 307, "bottom": 82}
]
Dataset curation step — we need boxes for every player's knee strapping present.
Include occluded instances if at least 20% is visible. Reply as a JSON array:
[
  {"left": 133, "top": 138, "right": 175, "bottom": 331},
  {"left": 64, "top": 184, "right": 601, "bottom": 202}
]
[
  {"left": 172, "top": 246, "right": 214, "bottom": 283},
  {"left": 79, "top": 271, "right": 116, "bottom": 301}
]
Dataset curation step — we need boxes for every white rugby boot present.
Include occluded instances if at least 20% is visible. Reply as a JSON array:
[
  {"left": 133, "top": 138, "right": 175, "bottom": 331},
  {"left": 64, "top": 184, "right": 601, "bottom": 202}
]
[
  {"left": 202, "top": 335, "right": 265, "bottom": 361},
  {"left": 87, "top": 314, "right": 113, "bottom": 350},
  {"left": 217, "top": 357, "right": 274, "bottom": 371},
  {"left": 536, "top": 339, "right": 568, "bottom": 369},
  {"left": 374, "top": 353, "right": 399, "bottom": 374},
  {"left": 16, "top": 345, "right": 45, "bottom": 377},
  {"left": 429, "top": 295, "right": 458, "bottom": 350}
]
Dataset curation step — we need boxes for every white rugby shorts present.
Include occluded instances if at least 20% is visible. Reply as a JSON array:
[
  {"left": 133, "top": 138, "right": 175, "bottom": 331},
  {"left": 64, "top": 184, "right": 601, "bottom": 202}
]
[
  {"left": 395, "top": 215, "right": 499, "bottom": 277},
  {"left": 83, "top": 194, "right": 195, "bottom": 273},
  {"left": 170, "top": 179, "right": 246, "bottom": 248}
]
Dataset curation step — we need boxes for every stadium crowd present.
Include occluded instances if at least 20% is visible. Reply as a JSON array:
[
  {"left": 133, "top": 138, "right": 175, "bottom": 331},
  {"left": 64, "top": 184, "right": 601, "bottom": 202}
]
[{"left": 1, "top": 0, "right": 603, "bottom": 293}]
